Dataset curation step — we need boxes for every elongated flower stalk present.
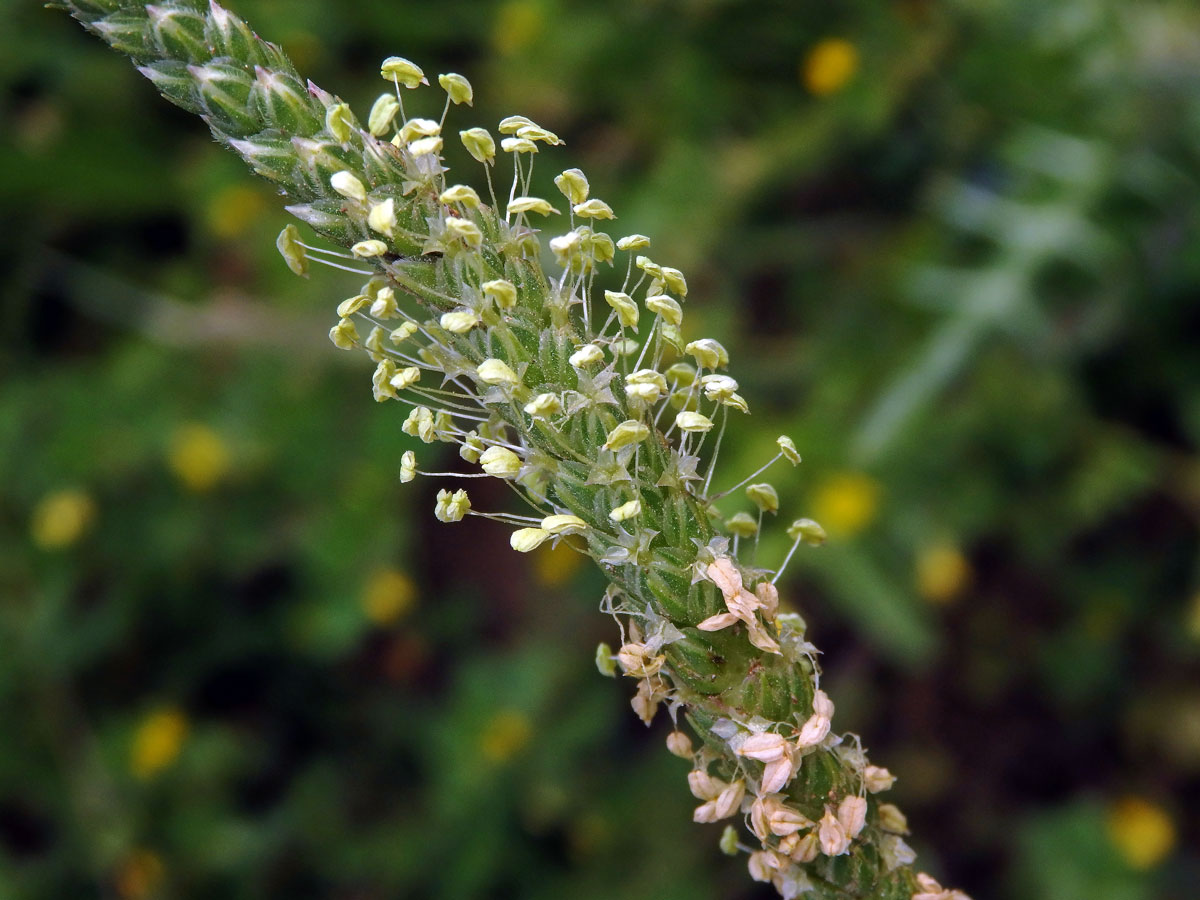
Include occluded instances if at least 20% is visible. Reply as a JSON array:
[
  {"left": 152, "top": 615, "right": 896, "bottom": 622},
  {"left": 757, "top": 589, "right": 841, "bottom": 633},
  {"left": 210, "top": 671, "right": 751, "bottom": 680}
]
[{"left": 57, "top": 2, "right": 972, "bottom": 898}]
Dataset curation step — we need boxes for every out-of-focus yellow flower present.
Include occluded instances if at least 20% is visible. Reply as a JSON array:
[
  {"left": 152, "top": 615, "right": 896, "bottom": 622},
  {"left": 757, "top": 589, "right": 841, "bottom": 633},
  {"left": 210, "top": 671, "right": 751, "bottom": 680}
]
[
  {"left": 479, "top": 709, "right": 532, "bottom": 763},
  {"left": 533, "top": 541, "right": 582, "bottom": 587},
  {"left": 362, "top": 568, "right": 416, "bottom": 626},
  {"left": 915, "top": 542, "right": 971, "bottom": 605},
  {"left": 493, "top": 0, "right": 544, "bottom": 55},
  {"left": 206, "top": 184, "right": 266, "bottom": 238},
  {"left": 30, "top": 489, "right": 96, "bottom": 549},
  {"left": 1106, "top": 796, "right": 1176, "bottom": 870},
  {"left": 167, "top": 424, "right": 230, "bottom": 492},
  {"left": 130, "top": 708, "right": 188, "bottom": 779},
  {"left": 115, "top": 849, "right": 164, "bottom": 899},
  {"left": 1186, "top": 591, "right": 1200, "bottom": 641},
  {"left": 802, "top": 38, "right": 859, "bottom": 96},
  {"left": 811, "top": 472, "right": 880, "bottom": 539}
]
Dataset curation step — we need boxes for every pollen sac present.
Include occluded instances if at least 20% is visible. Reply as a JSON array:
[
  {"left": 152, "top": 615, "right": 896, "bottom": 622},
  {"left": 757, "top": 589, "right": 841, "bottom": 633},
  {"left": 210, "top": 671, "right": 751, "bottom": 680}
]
[
  {"left": 275, "top": 224, "right": 308, "bottom": 277},
  {"left": 380, "top": 56, "right": 427, "bottom": 88},
  {"left": 367, "top": 93, "right": 400, "bottom": 136},
  {"left": 440, "top": 184, "right": 481, "bottom": 207},
  {"left": 554, "top": 168, "right": 590, "bottom": 205},
  {"left": 479, "top": 446, "right": 522, "bottom": 478},
  {"left": 787, "top": 518, "right": 827, "bottom": 546},
  {"left": 685, "top": 338, "right": 729, "bottom": 370},
  {"left": 460, "top": 127, "right": 496, "bottom": 165},
  {"left": 746, "top": 483, "right": 779, "bottom": 513},
  {"left": 437, "top": 72, "right": 473, "bottom": 105},
  {"left": 510, "top": 527, "right": 551, "bottom": 552},
  {"left": 367, "top": 198, "right": 396, "bottom": 237}
]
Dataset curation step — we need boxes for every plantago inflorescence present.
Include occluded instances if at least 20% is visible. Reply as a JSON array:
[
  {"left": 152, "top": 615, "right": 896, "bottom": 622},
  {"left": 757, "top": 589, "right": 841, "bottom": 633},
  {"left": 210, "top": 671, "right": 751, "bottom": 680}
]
[{"left": 57, "top": 2, "right": 972, "bottom": 897}]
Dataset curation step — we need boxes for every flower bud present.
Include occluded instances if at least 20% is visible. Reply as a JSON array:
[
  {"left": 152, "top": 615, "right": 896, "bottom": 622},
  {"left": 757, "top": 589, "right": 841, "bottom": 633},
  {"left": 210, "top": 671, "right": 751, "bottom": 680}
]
[
  {"left": 390, "top": 322, "right": 418, "bottom": 344},
  {"left": 389, "top": 366, "right": 420, "bottom": 391},
  {"left": 666, "top": 731, "right": 693, "bottom": 759},
  {"left": 440, "top": 309, "right": 480, "bottom": 333},
  {"left": 325, "top": 102, "right": 354, "bottom": 142},
  {"left": 482, "top": 279, "right": 518, "bottom": 310},
  {"left": 480, "top": 446, "right": 522, "bottom": 478},
  {"left": 352, "top": 239, "right": 388, "bottom": 258},
  {"left": 369, "top": 287, "right": 397, "bottom": 320},
  {"left": 434, "top": 488, "right": 470, "bottom": 523},
  {"left": 328, "top": 317, "right": 358, "bottom": 349},
  {"left": 437, "top": 72, "right": 473, "bottom": 105},
  {"left": 330, "top": 170, "right": 367, "bottom": 203},
  {"left": 510, "top": 527, "right": 551, "bottom": 552},
  {"left": 541, "top": 514, "right": 587, "bottom": 535},
  {"left": 863, "top": 764, "right": 896, "bottom": 793},
  {"left": 877, "top": 802, "right": 909, "bottom": 834},
  {"left": 402, "top": 407, "right": 436, "bottom": 443},
  {"left": 609, "top": 499, "right": 642, "bottom": 522},
  {"left": 569, "top": 344, "right": 605, "bottom": 367},
  {"left": 818, "top": 806, "right": 851, "bottom": 857},
  {"left": 399, "top": 450, "right": 417, "bottom": 483},
  {"left": 476, "top": 358, "right": 519, "bottom": 386},
  {"left": 837, "top": 795, "right": 868, "bottom": 838},
  {"left": 603, "top": 420, "right": 650, "bottom": 451},
  {"left": 445, "top": 218, "right": 482, "bottom": 249},
  {"left": 524, "top": 393, "right": 562, "bottom": 418},
  {"left": 367, "top": 199, "right": 396, "bottom": 237}
]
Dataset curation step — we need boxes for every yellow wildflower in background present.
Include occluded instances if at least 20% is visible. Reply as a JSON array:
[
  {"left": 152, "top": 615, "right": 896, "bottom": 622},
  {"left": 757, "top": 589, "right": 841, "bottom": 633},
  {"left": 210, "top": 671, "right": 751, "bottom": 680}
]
[
  {"left": 115, "top": 849, "right": 164, "bottom": 899},
  {"left": 493, "top": 0, "right": 544, "bottom": 55},
  {"left": 30, "top": 489, "right": 96, "bottom": 549},
  {"left": 802, "top": 38, "right": 859, "bottom": 96},
  {"left": 811, "top": 472, "right": 880, "bottom": 539},
  {"left": 533, "top": 541, "right": 582, "bottom": 587},
  {"left": 130, "top": 708, "right": 188, "bottom": 780},
  {"left": 915, "top": 542, "right": 971, "bottom": 605},
  {"left": 206, "top": 183, "right": 266, "bottom": 238},
  {"left": 167, "top": 423, "right": 230, "bottom": 492},
  {"left": 362, "top": 568, "right": 416, "bottom": 626},
  {"left": 479, "top": 709, "right": 532, "bottom": 763},
  {"left": 1186, "top": 591, "right": 1200, "bottom": 641},
  {"left": 1106, "top": 796, "right": 1176, "bottom": 870}
]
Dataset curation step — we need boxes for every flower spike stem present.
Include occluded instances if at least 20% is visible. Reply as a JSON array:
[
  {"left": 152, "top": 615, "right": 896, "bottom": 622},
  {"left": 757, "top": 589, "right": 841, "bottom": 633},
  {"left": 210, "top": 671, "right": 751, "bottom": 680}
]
[{"left": 55, "top": 2, "right": 973, "bottom": 898}]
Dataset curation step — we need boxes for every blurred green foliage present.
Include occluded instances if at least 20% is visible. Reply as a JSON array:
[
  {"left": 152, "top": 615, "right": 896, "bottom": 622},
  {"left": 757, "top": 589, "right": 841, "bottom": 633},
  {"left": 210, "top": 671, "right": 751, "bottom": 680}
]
[{"left": 3, "top": 0, "right": 1199, "bottom": 898}]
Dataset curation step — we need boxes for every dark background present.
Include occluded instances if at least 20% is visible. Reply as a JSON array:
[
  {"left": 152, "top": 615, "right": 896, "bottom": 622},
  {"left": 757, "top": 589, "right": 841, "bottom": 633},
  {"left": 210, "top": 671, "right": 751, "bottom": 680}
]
[{"left": 3, "top": 1, "right": 1199, "bottom": 898}]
